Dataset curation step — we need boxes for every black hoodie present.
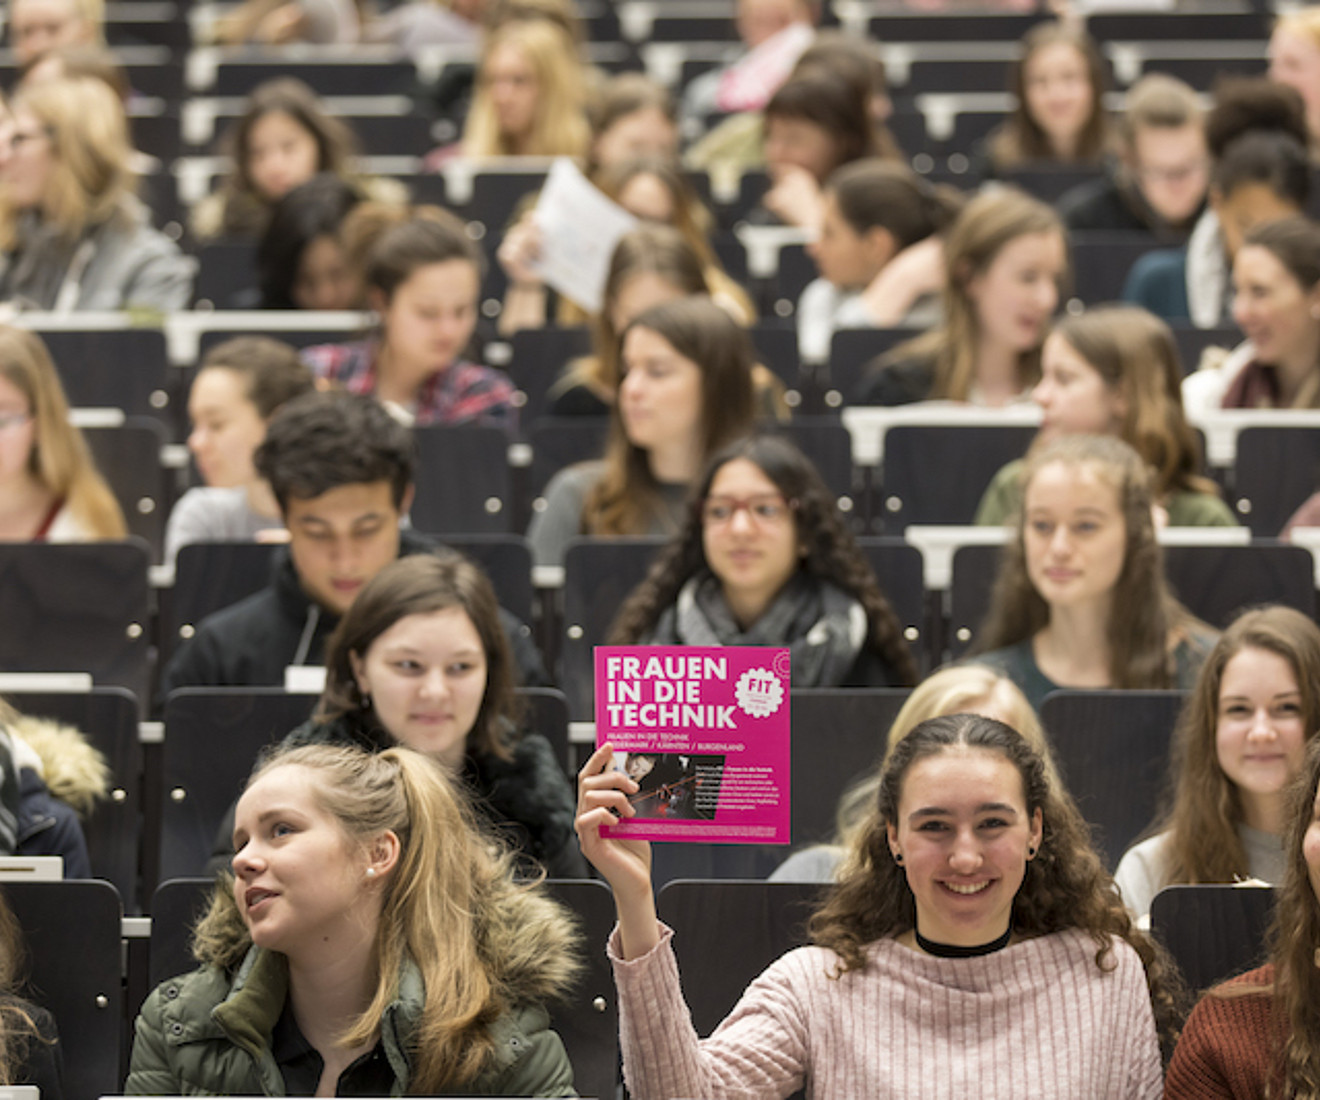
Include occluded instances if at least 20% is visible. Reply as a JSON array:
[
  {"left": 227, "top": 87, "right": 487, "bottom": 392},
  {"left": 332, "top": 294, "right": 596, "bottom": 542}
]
[{"left": 159, "top": 529, "right": 550, "bottom": 704}]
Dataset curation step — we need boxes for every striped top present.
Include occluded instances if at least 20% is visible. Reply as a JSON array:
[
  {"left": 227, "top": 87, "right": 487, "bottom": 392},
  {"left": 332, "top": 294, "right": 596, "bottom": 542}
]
[{"left": 610, "top": 924, "right": 1162, "bottom": 1100}]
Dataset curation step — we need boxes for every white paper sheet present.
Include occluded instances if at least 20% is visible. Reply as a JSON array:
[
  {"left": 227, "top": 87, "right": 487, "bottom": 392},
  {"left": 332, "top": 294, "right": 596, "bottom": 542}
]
[{"left": 531, "top": 159, "right": 639, "bottom": 314}]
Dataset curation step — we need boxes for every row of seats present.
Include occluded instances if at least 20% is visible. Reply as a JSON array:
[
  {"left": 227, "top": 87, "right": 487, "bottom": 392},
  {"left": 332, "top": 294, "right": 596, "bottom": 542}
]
[
  {"left": 0, "top": 682, "right": 1240, "bottom": 901},
  {"left": 0, "top": 871, "right": 1271, "bottom": 1099},
  {"left": 69, "top": 408, "right": 1320, "bottom": 572},
  {"left": 3, "top": 532, "right": 1315, "bottom": 720}
]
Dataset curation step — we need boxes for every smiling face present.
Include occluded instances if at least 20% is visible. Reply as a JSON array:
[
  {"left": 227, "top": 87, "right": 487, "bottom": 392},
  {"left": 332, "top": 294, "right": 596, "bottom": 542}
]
[
  {"left": 887, "top": 746, "right": 1042, "bottom": 946},
  {"left": 247, "top": 110, "right": 320, "bottom": 202},
  {"left": 1022, "top": 42, "right": 1094, "bottom": 154},
  {"left": 231, "top": 764, "right": 381, "bottom": 960},
  {"left": 618, "top": 324, "right": 704, "bottom": 454},
  {"left": 187, "top": 366, "right": 267, "bottom": 489},
  {"left": 966, "top": 230, "right": 1065, "bottom": 357},
  {"left": 284, "top": 480, "right": 403, "bottom": 615},
  {"left": 702, "top": 458, "right": 800, "bottom": 624},
  {"left": 350, "top": 606, "right": 487, "bottom": 770},
  {"left": 1215, "top": 646, "right": 1307, "bottom": 830},
  {"left": 377, "top": 259, "right": 480, "bottom": 380},
  {"left": 1023, "top": 461, "right": 1127, "bottom": 614},
  {"left": 1231, "top": 244, "right": 1320, "bottom": 374},
  {"left": 1130, "top": 124, "right": 1209, "bottom": 227},
  {"left": 1031, "top": 333, "right": 1126, "bottom": 441}
]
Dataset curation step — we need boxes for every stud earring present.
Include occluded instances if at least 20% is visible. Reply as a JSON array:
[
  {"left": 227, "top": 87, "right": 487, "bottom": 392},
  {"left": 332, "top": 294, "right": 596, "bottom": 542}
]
[
  {"left": 893, "top": 852, "right": 904, "bottom": 865},
  {"left": 366, "top": 867, "right": 376, "bottom": 879},
  {"left": 1027, "top": 847, "right": 1037, "bottom": 858}
]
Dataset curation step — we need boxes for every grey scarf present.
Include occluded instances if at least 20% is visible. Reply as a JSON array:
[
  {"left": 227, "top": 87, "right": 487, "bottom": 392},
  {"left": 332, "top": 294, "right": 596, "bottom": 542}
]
[{"left": 648, "top": 571, "right": 868, "bottom": 687}]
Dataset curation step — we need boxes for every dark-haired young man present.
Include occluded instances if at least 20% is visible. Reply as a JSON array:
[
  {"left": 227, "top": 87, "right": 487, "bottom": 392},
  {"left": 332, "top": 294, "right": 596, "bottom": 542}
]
[{"left": 160, "top": 391, "right": 548, "bottom": 699}]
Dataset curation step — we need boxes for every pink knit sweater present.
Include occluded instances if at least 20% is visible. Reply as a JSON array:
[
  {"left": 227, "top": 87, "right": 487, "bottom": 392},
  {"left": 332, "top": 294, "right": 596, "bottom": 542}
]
[{"left": 609, "top": 924, "right": 1163, "bottom": 1099}]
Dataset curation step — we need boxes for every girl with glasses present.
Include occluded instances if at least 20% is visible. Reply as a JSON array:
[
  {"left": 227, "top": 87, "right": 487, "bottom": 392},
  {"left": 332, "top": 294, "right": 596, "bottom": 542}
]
[{"left": 609, "top": 433, "right": 915, "bottom": 689}]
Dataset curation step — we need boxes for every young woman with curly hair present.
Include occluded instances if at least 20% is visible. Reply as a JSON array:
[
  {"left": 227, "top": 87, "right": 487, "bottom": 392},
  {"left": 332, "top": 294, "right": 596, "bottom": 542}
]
[
  {"left": 972, "top": 434, "right": 1216, "bottom": 711},
  {"left": 1165, "top": 731, "right": 1320, "bottom": 1097},
  {"left": 974, "top": 306, "right": 1236, "bottom": 528},
  {"left": 609, "top": 433, "right": 916, "bottom": 688},
  {"left": 130, "top": 741, "right": 580, "bottom": 1094},
  {"left": 1114, "top": 605, "right": 1320, "bottom": 921},
  {"left": 578, "top": 712, "right": 1180, "bottom": 1098}
]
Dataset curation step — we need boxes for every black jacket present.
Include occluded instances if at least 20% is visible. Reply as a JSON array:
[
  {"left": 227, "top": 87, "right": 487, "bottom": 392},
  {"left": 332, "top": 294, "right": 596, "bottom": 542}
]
[
  {"left": 1058, "top": 172, "right": 1204, "bottom": 241},
  {"left": 211, "top": 712, "right": 586, "bottom": 878},
  {"left": 160, "top": 530, "right": 550, "bottom": 703}
]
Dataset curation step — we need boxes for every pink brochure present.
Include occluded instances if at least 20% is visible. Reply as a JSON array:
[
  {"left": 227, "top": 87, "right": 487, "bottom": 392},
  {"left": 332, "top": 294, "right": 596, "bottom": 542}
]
[{"left": 594, "top": 645, "right": 790, "bottom": 844}]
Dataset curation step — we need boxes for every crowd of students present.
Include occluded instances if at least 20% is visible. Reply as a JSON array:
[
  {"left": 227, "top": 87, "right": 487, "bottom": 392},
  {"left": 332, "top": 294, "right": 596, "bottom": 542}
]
[{"left": 2, "top": 0, "right": 1320, "bottom": 1093}]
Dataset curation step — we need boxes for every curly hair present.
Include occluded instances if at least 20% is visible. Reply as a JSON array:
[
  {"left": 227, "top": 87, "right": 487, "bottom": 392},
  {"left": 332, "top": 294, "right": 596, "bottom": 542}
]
[
  {"left": 608, "top": 432, "right": 917, "bottom": 685},
  {"left": 1150, "top": 606, "right": 1320, "bottom": 891},
  {"left": 810, "top": 713, "right": 1185, "bottom": 1047},
  {"left": 972, "top": 434, "right": 1200, "bottom": 688},
  {"left": 1266, "top": 734, "right": 1320, "bottom": 1097}
]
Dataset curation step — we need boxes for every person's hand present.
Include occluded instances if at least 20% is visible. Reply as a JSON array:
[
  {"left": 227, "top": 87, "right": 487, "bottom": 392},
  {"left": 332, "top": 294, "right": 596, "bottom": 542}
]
[
  {"left": 860, "top": 234, "right": 945, "bottom": 325},
  {"left": 763, "top": 166, "right": 824, "bottom": 232},
  {"left": 497, "top": 212, "right": 545, "bottom": 288},
  {"left": 576, "top": 744, "right": 652, "bottom": 894}
]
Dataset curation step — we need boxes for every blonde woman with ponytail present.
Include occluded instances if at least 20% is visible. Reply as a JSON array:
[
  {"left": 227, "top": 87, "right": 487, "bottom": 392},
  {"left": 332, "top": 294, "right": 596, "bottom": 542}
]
[{"left": 127, "top": 743, "right": 580, "bottom": 1095}]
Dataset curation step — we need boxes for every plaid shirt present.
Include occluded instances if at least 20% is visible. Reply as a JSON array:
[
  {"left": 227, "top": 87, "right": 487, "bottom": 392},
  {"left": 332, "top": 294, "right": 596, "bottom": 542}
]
[{"left": 300, "top": 341, "right": 517, "bottom": 432}]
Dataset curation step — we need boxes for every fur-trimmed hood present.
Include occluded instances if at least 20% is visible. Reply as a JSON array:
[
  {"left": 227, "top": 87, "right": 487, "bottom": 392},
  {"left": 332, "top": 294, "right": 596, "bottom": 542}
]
[
  {"left": 7, "top": 716, "right": 110, "bottom": 819},
  {"left": 192, "top": 872, "right": 582, "bottom": 1009}
]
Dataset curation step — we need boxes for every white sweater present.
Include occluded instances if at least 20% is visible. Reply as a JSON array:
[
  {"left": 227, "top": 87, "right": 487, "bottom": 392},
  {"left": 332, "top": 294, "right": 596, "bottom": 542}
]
[{"left": 610, "top": 923, "right": 1162, "bottom": 1100}]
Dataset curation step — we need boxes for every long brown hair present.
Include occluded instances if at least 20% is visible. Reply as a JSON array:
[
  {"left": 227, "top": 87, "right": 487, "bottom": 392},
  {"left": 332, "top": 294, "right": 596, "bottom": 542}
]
[
  {"left": 972, "top": 434, "right": 1199, "bottom": 688},
  {"left": 1266, "top": 734, "right": 1320, "bottom": 1096},
  {"left": 1048, "top": 306, "right": 1220, "bottom": 499},
  {"left": 879, "top": 188, "right": 1064, "bottom": 402},
  {"left": 0, "top": 325, "right": 125, "bottom": 538},
  {"left": 810, "top": 713, "right": 1184, "bottom": 1047},
  {"left": 196, "top": 743, "right": 581, "bottom": 1090},
  {"left": 214, "top": 78, "right": 361, "bottom": 237},
  {"left": 1152, "top": 606, "right": 1320, "bottom": 889},
  {"left": 608, "top": 432, "right": 917, "bottom": 685},
  {"left": 0, "top": 889, "right": 49, "bottom": 1085},
  {"left": 989, "top": 21, "right": 1112, "bottom": 169},
  {"left": 319, "top": 552, "right": 522, "bottom": 762},
  {"left": 581, "top": 296, "right": 756, "bottom": 537}
]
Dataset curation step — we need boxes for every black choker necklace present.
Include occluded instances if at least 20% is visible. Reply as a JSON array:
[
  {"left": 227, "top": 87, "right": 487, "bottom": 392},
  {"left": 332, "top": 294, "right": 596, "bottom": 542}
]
[{"left": 914, "top": 925, "right": 1013, "bottom": 958}]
